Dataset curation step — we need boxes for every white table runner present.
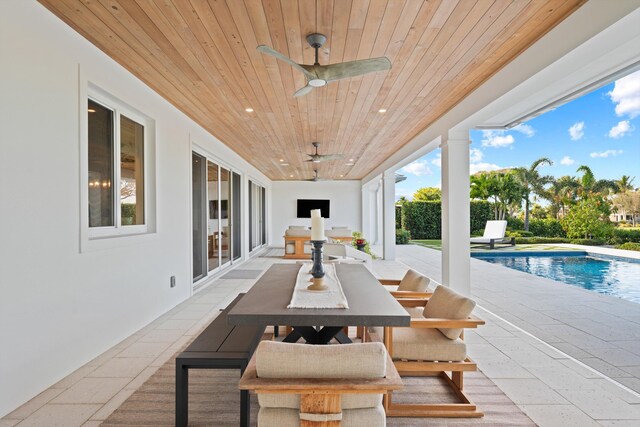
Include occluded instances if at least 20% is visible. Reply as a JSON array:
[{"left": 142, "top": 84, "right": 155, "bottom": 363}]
[{"left": 287, "top": 263, "right": 349, "bottom": 309}]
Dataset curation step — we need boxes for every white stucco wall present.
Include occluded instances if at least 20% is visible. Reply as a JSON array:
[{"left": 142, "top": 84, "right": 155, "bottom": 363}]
[
  {"left": 270, "top": 181, "right": 362, "bottom": 244},
  {"left": 0, "top": 1, "right": 270, "bottom": 416}
]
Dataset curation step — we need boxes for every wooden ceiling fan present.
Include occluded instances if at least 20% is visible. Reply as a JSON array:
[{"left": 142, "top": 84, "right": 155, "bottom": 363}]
[
  {"left": 257, "top": 33, "right": 391, "bottom": 97},
  {"left": 305, "top": 142, "right": 343, "bottom": 163}
]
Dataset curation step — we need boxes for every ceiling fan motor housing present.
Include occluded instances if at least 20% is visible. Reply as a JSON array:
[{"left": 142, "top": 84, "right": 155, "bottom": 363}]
[{"left": 306, "top": 33, "right": 327, "bottom": 49}]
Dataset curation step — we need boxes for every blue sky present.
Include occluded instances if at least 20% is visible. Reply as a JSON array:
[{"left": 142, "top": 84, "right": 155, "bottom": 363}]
[{"left": 396, "top": 70, "right": 640, "bottom": 200}]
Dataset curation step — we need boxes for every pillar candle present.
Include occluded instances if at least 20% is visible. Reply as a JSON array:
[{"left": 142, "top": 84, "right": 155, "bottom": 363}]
[{"left": 311, "top": 216, "right": 325, "bottom": 241}]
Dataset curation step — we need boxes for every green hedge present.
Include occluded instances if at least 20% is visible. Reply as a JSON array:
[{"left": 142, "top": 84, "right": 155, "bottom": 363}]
[
  {"left": 400, "top": 201, "right": 492, "bottom": 240},
  {"left": 610, "top": 228, "right": 640, "bottom": 244},
  {"left": 529, "top": 219, "right": 566, "bottom": 237},
  {"left": 514, "top": 237, "right": 570, "bottom": 244},
  {"left": 617, "top": 242, "right": 640, "bottom": 251},
  {"left": 507, "top": 217, "right": 565, "bottom": 237},
  {"left": 396, "top": 229, "right": 411, "bottom": 244},
  {"left": 569, "top": 238, "right": 607, "bottom": 246},
  {"left": 395, "top": 205, "right": 402, "bottom": 229}
]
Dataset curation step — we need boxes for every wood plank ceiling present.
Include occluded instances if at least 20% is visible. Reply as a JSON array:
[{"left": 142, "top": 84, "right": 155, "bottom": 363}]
[{"left": 39, "top": 0, "right": 585, "bottom": 180}]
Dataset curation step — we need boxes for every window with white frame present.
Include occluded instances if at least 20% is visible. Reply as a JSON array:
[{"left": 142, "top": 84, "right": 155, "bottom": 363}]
[{"left": 87, "top": 92, "right": 151, "bottom": 237}]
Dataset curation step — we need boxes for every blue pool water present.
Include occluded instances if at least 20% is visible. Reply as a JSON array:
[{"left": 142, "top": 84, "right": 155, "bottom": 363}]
[{"left": 472, "top": 252, "right": 640, "bottom": 303}]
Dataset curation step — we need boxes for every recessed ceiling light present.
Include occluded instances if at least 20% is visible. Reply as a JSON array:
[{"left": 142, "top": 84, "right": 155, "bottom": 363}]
[
  {"left": 349, "top": 158, "right": 354, "bottom": 162},
  {"left": 340, "top": 174, "right": 344, "bottom": 177},
  {"left": 279, "top": 159, "right": 284, "bottom": 162},
  {"left": 245, "top": 108, "right": 254, "bottom": 113},
  {"left": 378, "top": 109, "right": 387, "bottom": 113},
  {"left": 289, "top": 174, "right": 294, "bottom": 178},
  {"left": 88, "top": 108, "right": 96, "bottom": 113}
]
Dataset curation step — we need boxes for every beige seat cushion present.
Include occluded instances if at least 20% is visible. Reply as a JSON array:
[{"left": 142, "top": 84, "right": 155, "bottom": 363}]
[
  {"left": 326, "top": 229, "right": 352, "bottom": 238},
  {"left": 258, "top": 406, "right": 386, "bottom": 427},
  {"left": 377, "top": 327, "right": 467, "bottom": 362},
  {"left": 285, "top": 243, "right": 295, "bottom": 254},
  {"left": 398, "top": 269, "right": 431, "bottom": 292},
  {"left": 256, "top": 341, "right": 387, "bottom": 379},
  {"left": 259, "top": 393, "right": 381, "bottom": 410},
  {"left": 423, "top": 285, "right": 476, "bottom": 340},
  {"left": 285, "top": 229, "right": 311, "bottom": 237}
]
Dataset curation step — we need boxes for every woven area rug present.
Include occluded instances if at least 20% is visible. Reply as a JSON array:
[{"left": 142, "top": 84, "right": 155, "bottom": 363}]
[{"left": 102, "top": 341, "right": 534, "bottom": 427}]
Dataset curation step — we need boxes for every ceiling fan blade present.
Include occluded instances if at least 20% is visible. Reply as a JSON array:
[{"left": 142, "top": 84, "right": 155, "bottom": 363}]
[
  {"left": 314, "top": 154, "right": 344, "bottom": 162},
  {"left": 257, "top": 45, "right": 316, "bottom": 79},
  {"left": 317, "top": 57, "right": 391, "bottom": 82},
  {"left": 294, "top": 85, "right": 314, "bottom": 97}
]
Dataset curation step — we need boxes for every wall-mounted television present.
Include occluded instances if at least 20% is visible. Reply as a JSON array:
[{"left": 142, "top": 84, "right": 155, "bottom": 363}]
[{"left": 297, "top": 199, "right": 330, "bottom": 218}]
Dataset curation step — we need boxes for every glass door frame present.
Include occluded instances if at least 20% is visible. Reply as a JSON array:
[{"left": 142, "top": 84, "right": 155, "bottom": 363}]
[{"left": 191, "top": 147, "right": 243, "bottom": 286}]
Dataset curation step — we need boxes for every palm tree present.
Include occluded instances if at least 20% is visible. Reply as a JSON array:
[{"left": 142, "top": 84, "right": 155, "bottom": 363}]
[
  {"left": 576, "top": 165, "right": 619, "bottom": 198},
  {"left": 514, "top": 157, "right": 554, "bottom": 231},
  {"left": 546, "top": 176, "right": 580, "bottom": 219},
  {"left": 615, "top": 175, "right": 635, "bottom": 193}
]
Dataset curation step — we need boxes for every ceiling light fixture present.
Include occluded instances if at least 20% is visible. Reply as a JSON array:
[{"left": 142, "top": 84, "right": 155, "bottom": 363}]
[
  {"left": 245, "top": 108, "right": 254, "bottom": 113},
  {"left": 290, "top": 174, "right": 294, "bottom": 178},
  {"left": 88, "top": 108, "right": 96, "bottom": 113},
  {"left": 279, "top": 158, "right": 284, "bottom": 162},
  {"left": 378, "top": 108, "right": 387, "bottom": 113},
  {"left": 349, "top": 158, "right": 354, "bottom": 162}
]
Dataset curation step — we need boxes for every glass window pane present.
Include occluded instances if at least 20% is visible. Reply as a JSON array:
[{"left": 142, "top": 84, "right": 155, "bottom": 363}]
[
  {"left": 88, "top": 100, "right": 114, "bottom": 227},
  {"left": 220, "top": 168, "right": 231, "bottom": 266},
  {"left": 208, "top": 161, "right": 220, "bottom": 271},
  {"left": 192, "top": 153, "right": 207, "bottom": 280},
  {"left": 120, "top": 115, "right": 144, "bottom": 225}
]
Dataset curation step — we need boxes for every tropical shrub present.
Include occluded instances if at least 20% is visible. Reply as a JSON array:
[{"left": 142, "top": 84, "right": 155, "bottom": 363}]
[
  {"left": 617, "top": 242, "right": 640, "bottom": 251},
  {"left": 396, "top": 229, "right": 411, "bottom": 244},
  {"left": 561, "top": 198, "right": 614, "bottom": 239},
  {"left": 609, "top": 228, "right": 640, "bottom": 244},
  {"left": 395, "top": 205, "right": 402, "bottom": 229}
]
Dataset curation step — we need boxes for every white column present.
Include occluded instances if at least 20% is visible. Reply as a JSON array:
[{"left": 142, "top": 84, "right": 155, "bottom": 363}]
[
  {"left": 382, "top": 171, "right": 396, "bottom": 260},
  {"left": 370, "top": 185, "right": 379, "bottom": 243},
  {"left": 361, "top": 185, "right": 371, "bottom": 239},
  {"left": 441, "top": 131, "right": 471, "bottom": 296}
]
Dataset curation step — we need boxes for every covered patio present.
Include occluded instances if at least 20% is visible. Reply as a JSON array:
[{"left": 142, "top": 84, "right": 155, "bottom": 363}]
[{"left": 2, "top": 1, "right": 640, "bottom": 426}]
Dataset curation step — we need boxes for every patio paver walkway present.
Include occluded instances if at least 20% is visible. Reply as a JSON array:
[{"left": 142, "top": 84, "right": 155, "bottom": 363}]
[{"left": 3, "top": 247, "right": 640, "bottom": 426}]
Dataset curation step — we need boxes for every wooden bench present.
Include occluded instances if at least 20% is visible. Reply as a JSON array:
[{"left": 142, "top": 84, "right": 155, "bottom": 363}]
[{"left": 175, "top": 293, "right": 266, "bottom": 427}]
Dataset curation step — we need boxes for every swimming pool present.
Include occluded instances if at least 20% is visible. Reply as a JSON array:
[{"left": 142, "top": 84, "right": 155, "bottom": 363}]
[{"left": 472, "top": 251, "right": 640, "bottom": 303}]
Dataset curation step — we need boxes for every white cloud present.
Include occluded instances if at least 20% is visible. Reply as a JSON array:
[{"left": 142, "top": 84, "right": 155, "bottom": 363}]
[
  {"left": 560, "top": 156, "right": 575, "bottom": 166},
  {"left": 431, "top": 153, "right": 441, "bottom": 167},
  {"left": 481, "top": 130, "right": 515, "bottom": 148},
  {"left": 608, "top": 120, "right": 632, "bottom": 138},
  {"left": 568, "top": 122, "right": 585, "bottom": 140},
  {"left": 590, "top": 149, "right": 623, "bottom": 158},
  {"left": 609, "top": 70, "right": 640, "bottom": 119},
  {"left": 470, "top": 162, "right": 503, "bottom": 174},
  {"left": 402, "top": 160, "right": 433, "bottom": 176},
  {"left": 395, "top": 187, "right": 413, "bottom": 200},
  {"left": 470, "top": 148, "right": 484, "bottom": 163},
  {"left": 512, "top": 124, "right": 535, "bottom": 137}
]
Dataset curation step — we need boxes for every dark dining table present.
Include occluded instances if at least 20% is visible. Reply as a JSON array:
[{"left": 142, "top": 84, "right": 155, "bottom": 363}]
[{"left": 227, "top": 263, "right": 410, "bottom": 344}]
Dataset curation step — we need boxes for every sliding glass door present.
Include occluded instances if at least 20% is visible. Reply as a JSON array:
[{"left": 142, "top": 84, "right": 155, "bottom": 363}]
[
  {"left": 192, "top": 151, "right": 242, "bottom": 283},
  {"left": 249, "top": 180, "right": 267, "bottom": 251},
  {"left": 232, "top": 172, "right": 242, "bottom": 261},
  {"left": 192, "top": 153, "right": 207, "bottom": 281}
]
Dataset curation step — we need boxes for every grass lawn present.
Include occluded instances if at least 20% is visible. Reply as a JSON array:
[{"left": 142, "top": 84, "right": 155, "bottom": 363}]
[
  {"left": 410, "top": 240, "right": 442, "bottom": 249},
  {"left": 408, "top": 240, "right": 578, "bottom": 252}
]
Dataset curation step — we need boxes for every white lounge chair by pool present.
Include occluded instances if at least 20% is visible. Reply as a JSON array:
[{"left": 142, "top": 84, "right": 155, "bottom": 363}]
[{"left": 470, "top": 220, "right": 515, "bottom": 249}]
